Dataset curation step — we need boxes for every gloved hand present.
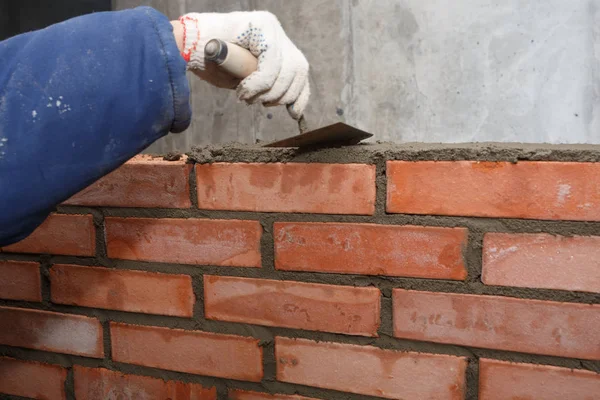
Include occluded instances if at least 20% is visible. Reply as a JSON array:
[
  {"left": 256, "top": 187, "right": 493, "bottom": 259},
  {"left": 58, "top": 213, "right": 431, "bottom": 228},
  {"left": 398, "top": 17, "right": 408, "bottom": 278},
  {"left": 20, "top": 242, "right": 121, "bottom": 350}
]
[{"left": 178, "top": 11, "right": 310, "bottom": 119}]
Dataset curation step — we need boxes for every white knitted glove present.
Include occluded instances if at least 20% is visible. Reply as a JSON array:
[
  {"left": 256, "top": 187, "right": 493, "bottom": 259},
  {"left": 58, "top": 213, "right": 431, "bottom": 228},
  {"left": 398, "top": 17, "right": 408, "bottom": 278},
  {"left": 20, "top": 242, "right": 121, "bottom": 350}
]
[{"left": 179, "top": 11, "right": 310, "bottom": 119}]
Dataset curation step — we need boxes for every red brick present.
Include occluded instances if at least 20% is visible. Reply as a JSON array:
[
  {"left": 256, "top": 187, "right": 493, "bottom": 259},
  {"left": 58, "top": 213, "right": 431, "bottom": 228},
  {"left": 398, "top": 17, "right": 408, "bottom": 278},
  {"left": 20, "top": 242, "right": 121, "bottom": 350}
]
[
  {"left": 65, "top": 155, "right": 192, "bottom": 208},
  {"left": 105, "top": 217, "right": 261, "bottom": 267},
  {"left": 110, "top": 322, "right": 263, "bottom": 381},
  {"left": 276, "top": 337, "right": 466, "bottom": 400},
  {"left": 483, "top": 233, "right": 600, "bottom": 293},
  {"left": 228, "top": 389, "right": 318, "bottom": 400},
  {"left": 393, "top": 290, "right": 600, "bottom": 360},
  {"left": 74, "top": 366, "right": 216, "bottom": 400},
  {"left": 195, "top": 163, "right": 375, "bottom": 215},
  {"left": 1, "top": 214, "right": 95, "bottom": 256},
  {"left": 0, "top": 261, "right": 41, "bottom": 301},
  {"left": 479, "top": 359, "right": 600, "bottom": 400},
  {"left": 274, "top": 222, "right": 467, "bottom": 279},
  {"left": 205, "top": 276, "right": 380, "bottom": 336},
  {"left": 50, "top": 264, "right": 194, "bottom": 317},
  {"left": 0, "top": 306, "right": 103, "bottom": 357},
  {"left": 0, "top": 357, "right": 66, "bottom": 400},
  {"left": 387, "top": 161, "right": 600, "bottom": 220}
]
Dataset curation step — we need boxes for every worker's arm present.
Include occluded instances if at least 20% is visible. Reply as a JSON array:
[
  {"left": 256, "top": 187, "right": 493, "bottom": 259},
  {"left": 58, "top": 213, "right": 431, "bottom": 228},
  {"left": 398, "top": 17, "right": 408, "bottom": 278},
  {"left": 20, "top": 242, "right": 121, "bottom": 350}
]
[
  {"left": 0, "top": 7, "right": 309, "bottom": 247},
  {"left": 0, "top": 7, "right": 190, "bottom": 246}
]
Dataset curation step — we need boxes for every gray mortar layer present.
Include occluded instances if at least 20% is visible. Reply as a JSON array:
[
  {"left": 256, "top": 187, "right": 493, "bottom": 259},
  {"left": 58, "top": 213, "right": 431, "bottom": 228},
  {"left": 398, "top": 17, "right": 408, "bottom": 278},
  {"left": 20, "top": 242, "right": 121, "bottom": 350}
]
[
  {"left": 187, "top": 142, "right": 600, "bottom": 164},
  {"left": 3, "top": 143, "right": 600, "bottom": 400}
]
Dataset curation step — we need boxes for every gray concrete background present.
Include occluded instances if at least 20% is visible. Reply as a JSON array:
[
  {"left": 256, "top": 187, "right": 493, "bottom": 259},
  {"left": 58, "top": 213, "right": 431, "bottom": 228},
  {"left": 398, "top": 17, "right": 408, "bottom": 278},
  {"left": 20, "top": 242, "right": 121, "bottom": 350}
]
[{"left": 114, "top": 0, "right": 600, "bottom": 151}]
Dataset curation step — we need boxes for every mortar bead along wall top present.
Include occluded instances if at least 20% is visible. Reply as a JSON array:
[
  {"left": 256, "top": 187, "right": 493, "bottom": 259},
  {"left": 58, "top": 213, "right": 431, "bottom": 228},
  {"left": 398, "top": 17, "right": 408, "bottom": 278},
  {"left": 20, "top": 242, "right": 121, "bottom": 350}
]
[{"left": 0, "top": 147, "right": 600, "bottom": 400}]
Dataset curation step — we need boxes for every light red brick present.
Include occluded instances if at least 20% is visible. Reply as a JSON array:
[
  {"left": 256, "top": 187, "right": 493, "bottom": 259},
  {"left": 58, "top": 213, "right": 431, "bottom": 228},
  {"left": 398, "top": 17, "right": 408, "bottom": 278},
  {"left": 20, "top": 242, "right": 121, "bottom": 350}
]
[
  {"left": 205, "top": 276, "right": 380, "bottom": 336},
  {"left": 274, "top": 222, "right": 467, "bottom": 279},
  {"left": 1, "top": 214, "right": 95, "bottom": 256},
  {"left": 0, "top": 306, "right": 103, "bottom": 357},
  {"left": 110, "top": 322, "right": 263, "bottom": 381},
  {"left": 105, "top": 217, "right": 261, "bottom": 267},
  {"left": 74, "top": 366, "right": 216, "bottom": 400},
  {"left": 387, "top": 161, "right": 600, "bottom": 220},
  {"left": 393, "top": 290, "right": 600, "bottom": 360},
  {"left": 195, "top": 163, "right": 375, "bottom": 215},
  {"left": 50, "top": 264, "right": 194, "bottom": 317},
  {"left": 479, "top": 359, "right": 600, "bottom": 400},
  {"left": 483, "top": 233, "right": 600, "bottom": 293},
  {"left": 0, "top": 261, "right": 41, "bottom": 301},
  {"left": 228, "top": 389, "right": 318, "bottom": 400},
  {"left": 275, "top": 337, "right": 466, "bottom": 400},
  {"left": 65, "top": 156, "right": 192, "bottom": 208},
  {"left": 0, "top": 357, "right": 67, "bottom": 400}
]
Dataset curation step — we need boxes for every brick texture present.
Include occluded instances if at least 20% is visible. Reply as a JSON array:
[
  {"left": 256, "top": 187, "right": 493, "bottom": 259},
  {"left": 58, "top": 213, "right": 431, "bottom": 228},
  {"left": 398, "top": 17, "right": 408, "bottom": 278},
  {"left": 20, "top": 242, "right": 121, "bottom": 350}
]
[
  {"left": 110, "top": 323, "right": 263, "bottom": 381},
  {"left": 228, "top": 390, "right": 318, "bottom": 400},
  {"left": 1, "top": 214, "right": 95, "bottom": 256},
  {"left": 483, "top": 233, "right": 600, "bottom": 293},
  {"left": 195, "top": 163, "right": 375, "bottom": 215},
  {"left": 387, "top": 161, "right": 600, "bottom": 220},
  {"left": 105, "top": 217, "right": 261, "bottom": 267},
  {"left": 74, "top": 366, "right": 217, "bottom": 400},
  {"left": 50, "top": 264, "right": 194, "bottom": 317},
  {"left": 274, "top": 222, "right": 467, "bottom": 279},
  {"left": 0, "top": 261, "right": 41, "bottom": 301},
  {"left": 275, "top": 337, "right": 466, "bottom": 400},
  {"left": 393, "top": 290, "right": 600, "bottom": 360},
  {"left": 0, "top": 357, "right": 67, "bottom": 400},
  {"left": 65, "top": 156, "right": 192, "bottom": 208},
  {"left": 204, "top": 276, "right": 380, "bottom": 336},
  {"left": 0, "top": 307, "right": 103, "bottom": 357},
  {"left": 479, "top": 359, "right": 600, "bottom": 400}
]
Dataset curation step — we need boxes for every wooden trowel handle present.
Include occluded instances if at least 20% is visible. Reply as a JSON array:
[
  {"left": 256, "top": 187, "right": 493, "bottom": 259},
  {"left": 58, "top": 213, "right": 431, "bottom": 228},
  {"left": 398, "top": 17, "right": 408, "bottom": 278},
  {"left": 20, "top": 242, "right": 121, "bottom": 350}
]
[
  {"left": 204, "top": 38, "right": 307, "bottom": 133},
  {"left": 204, "top": 39, "right": 258, "bottom": 79}
]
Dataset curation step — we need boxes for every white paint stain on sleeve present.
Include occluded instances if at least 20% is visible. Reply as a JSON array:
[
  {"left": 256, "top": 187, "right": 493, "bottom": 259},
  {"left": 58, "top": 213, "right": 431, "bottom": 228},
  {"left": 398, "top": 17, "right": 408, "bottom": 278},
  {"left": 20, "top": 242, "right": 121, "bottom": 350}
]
[{"left": 32, "top": 110, "right": 37, "bottom": 118}]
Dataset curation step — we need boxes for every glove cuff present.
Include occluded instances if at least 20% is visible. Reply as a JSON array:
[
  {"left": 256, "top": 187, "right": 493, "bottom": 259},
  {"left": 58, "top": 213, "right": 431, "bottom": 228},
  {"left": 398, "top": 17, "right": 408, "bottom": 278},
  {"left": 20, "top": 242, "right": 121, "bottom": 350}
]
[{"left": 179, "top": 15, "right": 200, "bottom": 62}]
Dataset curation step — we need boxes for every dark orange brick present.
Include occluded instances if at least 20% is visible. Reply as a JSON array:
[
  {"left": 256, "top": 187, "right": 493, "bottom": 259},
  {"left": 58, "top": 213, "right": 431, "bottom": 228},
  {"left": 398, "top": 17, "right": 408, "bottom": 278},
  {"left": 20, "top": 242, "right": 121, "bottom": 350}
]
[
  {"left": 0, "top": 261, "right": 41, "bottom": 301},
  {"left": 1, "top": 214, "right": 95, "bottom": 256},
  {"left": 196, "top": 163, "right": 375, "bottom": 215},
  {"left": 205, "top": 276, "right": 380, "bottom": 336},
  {"left": 111, "top": 322, "right": 263, "bottom": 381},
  {"left": 65, "top": 155, "right": 192, "bottom": 208},
  {"left": 274, "top": 222, "right": 467, "bottom": 279},
  {"left": 387, "top": 161, "right": 600, "bottom": 220},
  {"left": 105, "top": 217, "right": 261, "bottom": 267},
  {"left": 0, "top": 357, "right": 67, "bottom": 400},
  {"left": 228, "top": 389, "right": 318, "bottom": 400},
  {"left": 393, "top": 290, "right": 600, "bottom": 360},
  {"left": 479, "top": 359, "right": 600, "bottom": 400},
  {"left": 276, "top": 337, "right": 466, "bottom": 399},
  {"left": 74, "top": 366, "right": 216, "bottom": 399},
  {"left": 50, "top": 264, "right": 194, "bottom": 317},
  {"left": 0, "top": 306, "right": 103, "bottom": 357},
  {"left": 483, "top": 233, "right": 600, "bottom": 293}
]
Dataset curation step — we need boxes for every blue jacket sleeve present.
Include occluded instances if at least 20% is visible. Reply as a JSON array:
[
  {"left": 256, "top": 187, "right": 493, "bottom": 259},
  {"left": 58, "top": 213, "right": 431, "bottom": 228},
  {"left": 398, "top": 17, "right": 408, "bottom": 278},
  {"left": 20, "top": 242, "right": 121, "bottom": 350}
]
[{"left": 0, "top": 7, "right": 191, "bottom": 246}]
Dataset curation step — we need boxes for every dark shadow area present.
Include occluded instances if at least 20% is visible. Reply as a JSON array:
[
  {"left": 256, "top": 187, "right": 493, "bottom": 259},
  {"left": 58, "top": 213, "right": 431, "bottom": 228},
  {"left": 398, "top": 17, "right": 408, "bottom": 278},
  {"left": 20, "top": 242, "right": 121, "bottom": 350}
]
[{"left": 0, "top": 0, "right": 111, "bottom": 41}]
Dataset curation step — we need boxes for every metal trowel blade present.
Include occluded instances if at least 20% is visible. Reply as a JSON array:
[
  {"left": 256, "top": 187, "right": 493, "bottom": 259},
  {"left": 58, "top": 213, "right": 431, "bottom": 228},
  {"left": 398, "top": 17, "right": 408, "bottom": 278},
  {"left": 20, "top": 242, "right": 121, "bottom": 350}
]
[{"left": 263, "top": 122, "right": 372, "bottom": 148}]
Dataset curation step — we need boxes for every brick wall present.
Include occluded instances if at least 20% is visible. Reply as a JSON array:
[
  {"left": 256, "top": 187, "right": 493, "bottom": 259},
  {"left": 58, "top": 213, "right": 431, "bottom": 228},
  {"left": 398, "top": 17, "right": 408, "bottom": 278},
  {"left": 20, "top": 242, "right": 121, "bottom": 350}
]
[{"left": 0, "top": 150, "right": 599, "bottom": 400}]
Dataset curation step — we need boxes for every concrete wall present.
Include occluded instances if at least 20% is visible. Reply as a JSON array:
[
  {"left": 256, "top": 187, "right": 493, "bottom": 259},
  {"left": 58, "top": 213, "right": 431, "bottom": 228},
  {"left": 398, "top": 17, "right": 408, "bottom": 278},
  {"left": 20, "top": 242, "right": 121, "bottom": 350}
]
[{"left": 114, "top": 0, "right": 600, "bottom": 151}]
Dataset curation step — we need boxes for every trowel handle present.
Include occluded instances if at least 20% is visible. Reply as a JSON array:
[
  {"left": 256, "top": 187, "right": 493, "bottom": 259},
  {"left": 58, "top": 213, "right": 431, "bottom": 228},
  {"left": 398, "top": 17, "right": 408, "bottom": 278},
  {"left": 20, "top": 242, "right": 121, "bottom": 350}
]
[{"left": 204, "top": 39, "right": 258, "bottom": 79}]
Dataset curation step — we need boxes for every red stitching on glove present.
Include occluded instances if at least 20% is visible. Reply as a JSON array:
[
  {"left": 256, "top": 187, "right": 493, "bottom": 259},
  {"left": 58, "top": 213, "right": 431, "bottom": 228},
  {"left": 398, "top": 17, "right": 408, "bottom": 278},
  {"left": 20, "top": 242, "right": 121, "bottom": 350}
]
[{"left": 179, "top": 16, "right": 199, "bottom": 63}]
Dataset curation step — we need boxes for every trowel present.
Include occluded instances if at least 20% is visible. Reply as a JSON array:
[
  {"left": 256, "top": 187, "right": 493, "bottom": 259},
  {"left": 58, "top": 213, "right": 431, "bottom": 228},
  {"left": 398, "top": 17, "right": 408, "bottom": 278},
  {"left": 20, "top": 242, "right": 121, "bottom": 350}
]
[{"left": 204, "top": 39, "right": 372, "bottom": 148}]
